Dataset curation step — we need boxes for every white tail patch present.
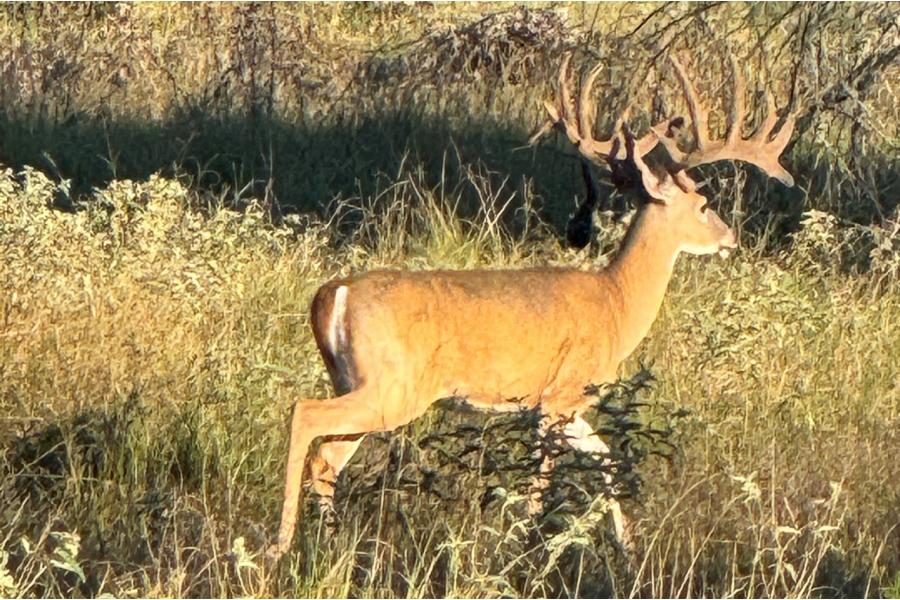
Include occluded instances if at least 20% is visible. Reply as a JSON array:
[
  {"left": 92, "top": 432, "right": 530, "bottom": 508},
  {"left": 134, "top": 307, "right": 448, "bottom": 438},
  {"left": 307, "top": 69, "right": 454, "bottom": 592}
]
[{"left": 327, "top": 285, "right": 349, "bottom": 355}]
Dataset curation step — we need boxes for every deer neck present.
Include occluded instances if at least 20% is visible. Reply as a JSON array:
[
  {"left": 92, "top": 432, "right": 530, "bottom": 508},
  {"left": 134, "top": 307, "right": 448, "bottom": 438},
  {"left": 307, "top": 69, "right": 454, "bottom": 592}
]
[{"left": 604, "top": 207, "right": 680, "bottom": 361}]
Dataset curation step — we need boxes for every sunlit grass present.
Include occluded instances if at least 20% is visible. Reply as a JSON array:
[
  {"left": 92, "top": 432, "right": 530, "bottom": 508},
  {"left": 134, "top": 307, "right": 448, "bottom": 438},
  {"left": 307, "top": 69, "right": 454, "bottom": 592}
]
[
  {"left": 0, "top": 4, "right": 898, "bottom": 596},
  {"left": 1, "top": 161, "right": 897, "bottom": 597}
]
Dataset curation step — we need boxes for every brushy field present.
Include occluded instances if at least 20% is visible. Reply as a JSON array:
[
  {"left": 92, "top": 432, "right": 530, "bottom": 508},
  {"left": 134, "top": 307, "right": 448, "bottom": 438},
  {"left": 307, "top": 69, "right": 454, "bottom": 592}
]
[
  {"left": 1, "top": 2, "right": 899, "bottom": 599},
  {"left": 1, "top": 163, "right": 899, "bottom": 598}
]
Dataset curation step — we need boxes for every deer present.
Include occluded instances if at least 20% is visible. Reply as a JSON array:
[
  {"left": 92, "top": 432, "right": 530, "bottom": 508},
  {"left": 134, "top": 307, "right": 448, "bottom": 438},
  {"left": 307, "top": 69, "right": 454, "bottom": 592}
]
[{"left": 267, "top": 50, "right": 796, "bottom": 559}]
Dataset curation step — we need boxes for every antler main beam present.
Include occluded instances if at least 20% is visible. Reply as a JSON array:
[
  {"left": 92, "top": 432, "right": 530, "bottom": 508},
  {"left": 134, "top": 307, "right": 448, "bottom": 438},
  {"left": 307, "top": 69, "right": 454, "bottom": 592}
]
[{"left": 658, "top": 53, "right": 796, "bottom": 187}]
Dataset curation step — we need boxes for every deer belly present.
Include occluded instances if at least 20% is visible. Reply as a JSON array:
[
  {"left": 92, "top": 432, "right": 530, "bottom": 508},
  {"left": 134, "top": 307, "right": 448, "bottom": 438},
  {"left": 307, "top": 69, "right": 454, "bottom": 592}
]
[{"left": 435, "top": 336, "right": 601, "bottom": 409}]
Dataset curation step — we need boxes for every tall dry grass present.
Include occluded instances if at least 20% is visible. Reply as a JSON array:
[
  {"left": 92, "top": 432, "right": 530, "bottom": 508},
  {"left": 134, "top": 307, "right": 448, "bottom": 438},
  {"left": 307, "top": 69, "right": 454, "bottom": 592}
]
[
  {"left": 1, "top": 3, "right": 899, "bottom": 598},
  {"left": 1, "top": 162, "right": 898, "bottom": 598}
]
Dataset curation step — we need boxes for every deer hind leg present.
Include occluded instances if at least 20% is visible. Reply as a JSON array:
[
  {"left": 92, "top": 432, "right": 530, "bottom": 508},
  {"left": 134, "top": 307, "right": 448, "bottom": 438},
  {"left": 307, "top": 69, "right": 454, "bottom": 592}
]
[
  {"left": 268, "top": 390, "right": 386, "bottom": 559},
  {"left": 563, "top": 416, "right": 630, "bottom": 549},
  {"left": 309, "top": 437, "right": 364, "bottom": 522},
  {"left": 269, "top": 385, "right": 435, "bottom": 559}
]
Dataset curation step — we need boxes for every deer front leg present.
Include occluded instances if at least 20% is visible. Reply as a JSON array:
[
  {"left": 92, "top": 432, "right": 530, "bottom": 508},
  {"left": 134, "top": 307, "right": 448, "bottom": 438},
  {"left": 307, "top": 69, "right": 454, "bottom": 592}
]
[
  {"left": 563, "top": 415, "right": 630, "bottom": 549},
  {"left": 528, "top": 412, "right": 556, "bottom": 516}
]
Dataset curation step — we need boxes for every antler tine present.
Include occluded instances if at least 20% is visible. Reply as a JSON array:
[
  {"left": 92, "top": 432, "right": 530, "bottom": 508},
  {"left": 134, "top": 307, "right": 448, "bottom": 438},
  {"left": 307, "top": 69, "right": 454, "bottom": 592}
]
[
  {"left": 668, "top": 54, "right": 710, "bottom": 151},
  {"left": 531, "top": 53, "right": 660, "bottom": 168},
  {"left": 558, "top": 52, "right": 575, "bottom": 130},
  {"left": 728, "top": 46, "right": 795, "bottom": 154},
  {"left": 662, "top": 51, "right": 796, "bottom": 188},
  {"left": 725, "top": 53, "right": 746, "bottom": 147},
  {"left": 621, "top": 121, "right": 652, "bottom": 178},
  {"left": 578, "top": 62, "right": 604, "bottom": 144},
  {"left": 610, "top": 104, "right": 631, "bottom": 155},
  {"left": 531, "top": 52, "right": 591, "bottom": 154},
  {"left": 754, "top": 91, "right": 797, "bottom": 186},
  {"left": 527, "top": 118, "right": 556, "bottom": 147},
  {"left": 555, "top": 52, "right": 612, "bottom": 161},
  {"left": 741, "top": 81, "right": 797, "bottom": 187},
  {"left": 528, "top": 53, "right": 570, "bottom": 146}
]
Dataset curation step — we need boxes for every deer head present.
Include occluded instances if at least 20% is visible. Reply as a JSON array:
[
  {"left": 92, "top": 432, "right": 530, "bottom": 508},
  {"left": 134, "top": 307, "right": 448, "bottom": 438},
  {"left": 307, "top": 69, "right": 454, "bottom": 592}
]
[{"left": 533, "top": 49, "right": 796, "bottom": 255}]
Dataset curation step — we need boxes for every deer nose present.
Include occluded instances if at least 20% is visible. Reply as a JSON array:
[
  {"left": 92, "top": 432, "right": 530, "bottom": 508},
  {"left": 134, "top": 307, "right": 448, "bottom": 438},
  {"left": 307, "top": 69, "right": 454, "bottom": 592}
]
[
  {"left": 722, "top": 228, "right": 738, "bottom": 249},
  {"left": 718, "top": 228, "right": 738, "bottom": 258}
]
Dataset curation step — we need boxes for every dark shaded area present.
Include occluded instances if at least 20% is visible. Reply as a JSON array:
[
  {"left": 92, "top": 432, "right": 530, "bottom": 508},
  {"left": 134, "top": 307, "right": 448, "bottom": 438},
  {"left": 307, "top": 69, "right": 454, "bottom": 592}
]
[
  {"left": 0, "top": 108, "right": 589, "bottom": 233},
  {"left": 1, "top": 396, "right": 213, "bottom": 598},
  {"left": 4, "top": 100, "right": 897, "bottom": 254},
  {"left": 0, "top": 375, "right": 668, "bottom": 598},
  {"left": 291, "top": 370, "right": 675, "bottom": 598},
  {"left": 2, "top": 2, "right": 898, "bottom": 251},
  {"left": 333, "top": 370, "right": 671, "bottom": 515}
]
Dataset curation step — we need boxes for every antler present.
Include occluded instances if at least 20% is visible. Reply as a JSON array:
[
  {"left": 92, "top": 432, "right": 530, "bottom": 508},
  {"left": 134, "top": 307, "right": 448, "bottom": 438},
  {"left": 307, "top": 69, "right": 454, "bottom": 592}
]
[
  {"left": 533, "top": 50, "right": 796, "bottom": 192},
  {"left": 530, "top": 52, "right": 660, "bottom": 165},
  {"left": 658, "top": 53, "right": 796, "bottom": 187}
]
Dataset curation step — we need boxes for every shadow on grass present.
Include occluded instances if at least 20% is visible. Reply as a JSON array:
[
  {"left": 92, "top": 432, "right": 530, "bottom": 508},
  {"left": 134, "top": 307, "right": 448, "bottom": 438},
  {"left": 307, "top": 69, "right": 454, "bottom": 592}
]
[
  {"left": 0, "top": 108, "right": 591, "bottom": 232},
  {"left": 1, "top": 374, "right": 665, "bottom": 597},
  {"left": 0, "top": 372, "right": 886, "bottom": 597},
  {"left": 288, "top": 399, "right": 623, "bottom": 597},
  {"left": 1, "top": 396, "right": 216, "bottom": 597},
  {"left": 7, "top": 109, "right": 900, "bottom": 258},
  {"left": 285, "top": 372, "right": 672, "bottom": 597},
  {"left": 7, "top": 106, "right": 895, "bottom": 249}
]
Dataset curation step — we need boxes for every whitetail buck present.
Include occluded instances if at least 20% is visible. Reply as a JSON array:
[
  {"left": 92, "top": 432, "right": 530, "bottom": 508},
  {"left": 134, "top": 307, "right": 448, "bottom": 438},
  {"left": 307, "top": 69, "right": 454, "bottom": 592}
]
[{"left": 268, "top": 51, "right": 796, "bottom": 558}]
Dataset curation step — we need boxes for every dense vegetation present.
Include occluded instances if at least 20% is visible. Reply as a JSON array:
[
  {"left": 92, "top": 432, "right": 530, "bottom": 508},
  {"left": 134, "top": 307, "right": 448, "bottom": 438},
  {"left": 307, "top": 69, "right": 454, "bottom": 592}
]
[{"left": 1, "top": 3, "right": 898, "bottom": 598}]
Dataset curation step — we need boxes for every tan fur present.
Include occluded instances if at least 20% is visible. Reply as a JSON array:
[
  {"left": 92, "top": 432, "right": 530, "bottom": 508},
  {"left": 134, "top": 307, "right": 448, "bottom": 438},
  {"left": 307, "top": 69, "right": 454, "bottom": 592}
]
[{"left": 268, "top": 197, "right": 737, "bottom": 558}]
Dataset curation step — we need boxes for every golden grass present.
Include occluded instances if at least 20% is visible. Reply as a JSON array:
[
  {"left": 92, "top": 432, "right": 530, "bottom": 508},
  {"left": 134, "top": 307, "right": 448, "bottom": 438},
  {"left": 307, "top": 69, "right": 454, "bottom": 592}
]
[
  {"left": 1, "top": 3, "right": 898, "bottom": 597},
  {"left": 1, "top": 164, "right": 897, "bottom": 598}
]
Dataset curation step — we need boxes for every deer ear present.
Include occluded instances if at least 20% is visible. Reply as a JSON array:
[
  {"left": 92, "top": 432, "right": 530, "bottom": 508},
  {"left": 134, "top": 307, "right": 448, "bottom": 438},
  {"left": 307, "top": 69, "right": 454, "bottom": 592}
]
[
  {"left": 622, "top": 124, "right": 669, "bottom": 204},
  {"left": 649, "top": 174, "right": 691, "bottom": 205},
  {"left": 641, "top": 167, "right": 696, "bottom": 205},
  {"left": 673, "top": 170, "right": 697, "bottom": 193},
  {"left": 638, "top": 166, "right": 672, "bottom": 205}
]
